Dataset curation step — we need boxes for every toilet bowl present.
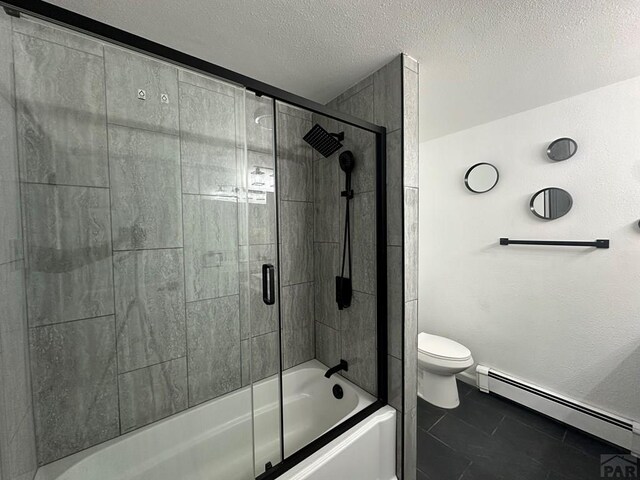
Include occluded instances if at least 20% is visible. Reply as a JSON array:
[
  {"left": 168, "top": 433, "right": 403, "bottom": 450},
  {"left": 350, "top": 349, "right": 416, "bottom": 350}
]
[{"left": 418, "top": 332, "right": 473, "bottom": 409}]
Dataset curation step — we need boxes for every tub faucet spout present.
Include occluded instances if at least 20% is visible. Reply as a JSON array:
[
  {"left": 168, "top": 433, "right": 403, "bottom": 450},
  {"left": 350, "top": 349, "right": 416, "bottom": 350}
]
[{"left": 325, "top": 359, "right": 348, "bottom": 378}]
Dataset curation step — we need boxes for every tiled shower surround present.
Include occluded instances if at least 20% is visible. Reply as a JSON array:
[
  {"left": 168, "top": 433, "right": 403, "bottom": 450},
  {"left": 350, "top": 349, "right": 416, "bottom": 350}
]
[
  {"left": 314, "top": 56, "right": 420, "bottom": 479},
  {"left": 3, "top": 16, "right": 320, "bottom": 466}
]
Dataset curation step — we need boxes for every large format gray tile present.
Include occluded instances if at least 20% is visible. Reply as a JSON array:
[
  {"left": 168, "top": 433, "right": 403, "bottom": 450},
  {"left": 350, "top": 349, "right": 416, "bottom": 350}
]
[
  {"left": 183, "top": 194, "right": 238, "bottom": 302},
  {"left": 373, "top": 55, "right": 402, "bottom": 132},
  {"left": 343, "top": 191, "right": 376, "bottom": 295},
  {"left": 403, "top": 407, "right": 417, "bottom": 480},
  {"left": 404, "top": 300, "right": 418, "bottom": 414},
  {"left": 334, "top": 76, "right": 373, "bottom": 107},
  {"left": 277, "top": 101, "right": 312, "bottom": 121},
  {"left": 386, "top": 129, "right": 403, "bottom": 246},
  {"left": 23, "top": 183, "right": 114, "bottom": 326},
  {"left": 104, "top": 47, "right": 178, "bottom": 134},
  {"left": 388, "top": 354, "right": 402, "bottom": 411},
  {"left": 403, "top": 54, "right": 419, "bottom": 74},
  {"left": 404, "top": 187, "right": 418, "bottom": 301},
  {"left": 340, "top": 291, "right": 377, "bottom": 395},
  {"left": 109, "top": 125, "right": 182, "bottom": 250},
  {"left": 113, "top": 249, "right": 186, "bottom": 373},
  {"left": 280, "top": 201, "right": 313, "bottom": 286},
  {"left": 0, "top": 96, "right": 22, "bottom": 265},
  {"left": 403, "top": 67, "right": 419, "bottom": 188},
  {"left": 244, "top": 331, "right": 280, "bottom": 383},
  {"left": 14, "top": 33, "right": 108, "bottom": 187},
  {"left": 313, "top": 156, "right": 340, "bottom": 243},
  {"left": 338, "top": 84, "right": 374, "bottom": 123},
  {"left": 30, "top": 316, "right": 119, "bottom": 464},
  {"left": 281, "top": 282, "right": 314, "bottom": 369},
  {"left": 13, "top": 17, "right": 103, "bottom": 57},
  {"left": 313, "top": 242, "right": 339, "bottom": 329},
  {"left": 387, "top": 246, "right": 403, "bottom": 359},
  {"left": 187, "top": 295, "right": 241, "bottom": 406},
  {"left": 0, "top": 263, "right": 31, "bottom": 443},
  {"left": 340, "top": 124, "right": 376, "bottom": 195},
  {"left": 315, "top": 321, "right": 340, "bottom": 368},
  {"left": 118, "top": 357, "right": 187, "bottom": 433},
  {"left": 179, "top": 81, "right": 237, "bottom": 195},
  {"left": 239, "top": 244, "right": 278, "bottom": 339},
  {"left": 245, "top": 93, "right": 273, "bottom": 154},
  {"left": 1, "top": 407, "right": 37, "bottom": 480},
  {"left": 240, "top": 150, "right": 276, "bottom": 246},
  {"left": 178, "top": 70, "right": 237, "bottom": 98},
  {"left": 277, "top": 111, "right": 313, "bottom": 202},
  {"left": 0, "top": 14, "right": 14, "bottom": 106}
]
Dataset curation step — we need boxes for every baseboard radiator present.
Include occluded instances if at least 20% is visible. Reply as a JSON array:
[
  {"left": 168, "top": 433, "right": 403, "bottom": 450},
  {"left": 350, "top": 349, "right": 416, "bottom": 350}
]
[{"left": 475, "top": 365, "right": 639, "bottom": 455}]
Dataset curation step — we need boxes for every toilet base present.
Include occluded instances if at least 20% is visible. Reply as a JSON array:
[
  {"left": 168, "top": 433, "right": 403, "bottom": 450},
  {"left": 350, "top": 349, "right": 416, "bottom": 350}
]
[{"left": 418, "top": 369, "right": 461, "bottom": 409}]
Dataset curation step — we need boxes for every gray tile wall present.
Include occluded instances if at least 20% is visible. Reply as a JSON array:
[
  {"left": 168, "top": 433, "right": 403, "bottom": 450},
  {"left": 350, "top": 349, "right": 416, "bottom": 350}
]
[
  {"left": 276, "top": 102, "right": 315, "bottom": 371},
  {"left": 315, "top": 55, "right": 419, "bottom": 479},
  {"left": 10, "top": 17, "right": 287, "bottom": 466},
  {"left": 311, "top": 107, "right": 379, "bottom": 397},
  {"left": 0, "top": 13, "right": 38, "bottom": 480}
]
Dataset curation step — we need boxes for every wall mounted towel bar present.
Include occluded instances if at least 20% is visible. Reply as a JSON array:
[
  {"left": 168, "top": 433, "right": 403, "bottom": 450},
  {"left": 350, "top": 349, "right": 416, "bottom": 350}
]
[{"left": 499, "top": 238, "right": 610, "bottom": 249}]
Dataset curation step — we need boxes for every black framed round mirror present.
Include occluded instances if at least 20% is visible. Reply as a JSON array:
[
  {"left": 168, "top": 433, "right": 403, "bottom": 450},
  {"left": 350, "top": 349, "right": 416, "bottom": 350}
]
[
  {"left": 547, "top": 138, "right": 577, "bottom": 161},
  {"left": 464, "top": 163, "right": 499, "bottom": 193},
  {"left": 530, "top": 187, "right": 573, "bottom": 220}
]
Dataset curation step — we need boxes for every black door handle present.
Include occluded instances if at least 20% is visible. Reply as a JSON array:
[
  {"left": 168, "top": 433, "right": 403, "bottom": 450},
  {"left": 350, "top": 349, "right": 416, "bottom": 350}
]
[{"left": 262, "top": 264, "right": 275, "bottom": 305}]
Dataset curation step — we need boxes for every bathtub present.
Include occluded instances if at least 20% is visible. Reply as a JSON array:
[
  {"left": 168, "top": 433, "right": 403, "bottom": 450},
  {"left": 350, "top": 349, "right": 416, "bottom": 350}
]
[{"left": 35, "top": 359, "right": 393, "bottom": 480}]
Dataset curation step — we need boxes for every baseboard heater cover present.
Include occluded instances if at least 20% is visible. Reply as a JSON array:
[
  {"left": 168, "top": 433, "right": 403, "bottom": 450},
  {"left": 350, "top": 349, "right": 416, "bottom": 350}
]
[{"left": 475, "top": 365, "right": 639, "bottom": 455}]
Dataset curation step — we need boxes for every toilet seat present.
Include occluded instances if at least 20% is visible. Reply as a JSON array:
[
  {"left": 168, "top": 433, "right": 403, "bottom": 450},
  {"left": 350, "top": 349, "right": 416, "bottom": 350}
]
[{"left": 418, "top": 333, "right": 471, "bottom": 362}]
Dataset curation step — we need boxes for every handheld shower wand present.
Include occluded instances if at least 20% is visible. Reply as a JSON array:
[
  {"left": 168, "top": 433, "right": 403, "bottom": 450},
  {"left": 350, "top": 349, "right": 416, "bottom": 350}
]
[{"left": 336, "top": 150, "right": 355, "bottom": 310}]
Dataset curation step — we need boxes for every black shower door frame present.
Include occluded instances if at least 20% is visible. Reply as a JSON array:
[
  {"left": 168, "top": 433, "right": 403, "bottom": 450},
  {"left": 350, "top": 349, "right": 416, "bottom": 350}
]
[{"left": 0, "top": 1, "right": 389, "bottom": 478}]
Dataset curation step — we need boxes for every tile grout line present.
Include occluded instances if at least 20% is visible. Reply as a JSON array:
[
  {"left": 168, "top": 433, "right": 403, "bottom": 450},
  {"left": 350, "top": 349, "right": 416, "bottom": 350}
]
[
  {"left": 176, "top": 69, "right": 192, "bottom": 410},
  {"left": 101, "top": 42, "right": 123, "bottom": 436}
]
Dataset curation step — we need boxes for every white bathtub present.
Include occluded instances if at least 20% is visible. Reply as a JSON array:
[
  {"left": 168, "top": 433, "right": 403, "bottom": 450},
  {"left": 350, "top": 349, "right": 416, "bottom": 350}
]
[{"left": 35, "top": 359, "right": 392, "bottom": 480}]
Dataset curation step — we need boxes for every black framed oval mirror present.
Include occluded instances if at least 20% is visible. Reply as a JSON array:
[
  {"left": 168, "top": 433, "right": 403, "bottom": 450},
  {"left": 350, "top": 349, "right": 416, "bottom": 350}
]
[
  {"left": 530, "top": 187, "right": 573, "bottom": 220},
  {"left": 547, "top": 138, "right": 577, "bottom": 161},
  {"left": 464, "top": 163, "right": 499, "bottom": 193}
]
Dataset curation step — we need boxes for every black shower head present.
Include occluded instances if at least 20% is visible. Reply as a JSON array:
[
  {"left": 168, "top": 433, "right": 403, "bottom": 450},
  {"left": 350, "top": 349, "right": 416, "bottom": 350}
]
[
  {"left": 303, "top": 124, "right": 344, "bottom": 158},
  {"left": 339, "top": 150, "right": 355, "bottom": 174}
]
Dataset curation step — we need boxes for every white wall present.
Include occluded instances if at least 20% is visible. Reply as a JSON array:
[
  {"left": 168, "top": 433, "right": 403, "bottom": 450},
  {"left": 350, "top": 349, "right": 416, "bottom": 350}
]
[{"left": 419, "top": 76, "right": 640, "bottom": 422}]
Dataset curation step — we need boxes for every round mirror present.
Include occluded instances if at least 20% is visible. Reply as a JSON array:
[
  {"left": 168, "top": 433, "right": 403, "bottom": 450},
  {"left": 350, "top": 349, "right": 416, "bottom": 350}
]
[
  {"left": 547, "top": 138, "right": 577, "bottom": 161},
  {"left": 464, "top": 163, "right": 499, "bottom": 193},
  {"left": 530, "top": 187, "right": 573, "bottom": 220}
]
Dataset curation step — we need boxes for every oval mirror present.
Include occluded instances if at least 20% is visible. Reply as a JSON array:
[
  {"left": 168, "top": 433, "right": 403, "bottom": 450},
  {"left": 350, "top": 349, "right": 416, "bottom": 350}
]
[
  {"left": 547, "top": 138, "right": 577, "bottom": 161},
  {"left": 464, "top": 163, "right": 499, "bottom": 193},
  {"left": 530, "top": 187, "right": 573, "bottom": 220}
]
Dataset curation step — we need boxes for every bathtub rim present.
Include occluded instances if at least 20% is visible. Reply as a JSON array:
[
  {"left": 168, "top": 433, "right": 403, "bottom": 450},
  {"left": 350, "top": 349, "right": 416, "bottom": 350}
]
[{"left": 34, "top": 359, "right": 379, "bottom": 480}]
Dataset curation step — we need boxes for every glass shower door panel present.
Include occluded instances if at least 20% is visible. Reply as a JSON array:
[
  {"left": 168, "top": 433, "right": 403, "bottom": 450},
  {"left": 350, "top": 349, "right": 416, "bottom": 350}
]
[
  {"left": 9, "top": 13, "right": 257, "bottom": 479},
  {"left": 275, "top": 102, "right": 379, "bottom": 459},
  {"left": 242, "top": 92, "right": 283, "bottom": 476}
]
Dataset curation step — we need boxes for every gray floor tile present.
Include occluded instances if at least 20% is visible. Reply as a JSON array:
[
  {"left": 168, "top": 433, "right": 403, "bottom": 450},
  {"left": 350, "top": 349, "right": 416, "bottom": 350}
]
[
  {"left": 417, "top": 397, "right": 446, "bottom": 432},
  {"left": 417, "top": 428, "right": 470, "bottom": 480}
]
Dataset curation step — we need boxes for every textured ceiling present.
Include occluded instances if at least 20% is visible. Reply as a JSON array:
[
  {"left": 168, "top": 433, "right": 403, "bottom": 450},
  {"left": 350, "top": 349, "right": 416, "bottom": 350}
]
[{"left": 45, "top": 0, "right": 640, "bottom": 140}]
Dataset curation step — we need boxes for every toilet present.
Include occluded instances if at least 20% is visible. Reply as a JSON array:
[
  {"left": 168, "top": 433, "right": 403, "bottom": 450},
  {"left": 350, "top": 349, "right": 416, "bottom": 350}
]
[{"left": 418, "top": 332, "right": 473, "bottom": 409}]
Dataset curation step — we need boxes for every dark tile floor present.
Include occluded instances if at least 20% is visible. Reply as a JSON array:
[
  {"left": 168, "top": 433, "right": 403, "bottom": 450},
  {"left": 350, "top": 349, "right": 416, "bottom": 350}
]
[{"left": 417, "top": 380, "right": 630, "bottom": 480}]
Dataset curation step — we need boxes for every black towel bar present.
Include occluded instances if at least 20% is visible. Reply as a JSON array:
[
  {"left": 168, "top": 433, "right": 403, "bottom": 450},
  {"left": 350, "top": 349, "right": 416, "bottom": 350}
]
[{"left": 499, "top": 238, "right": 609, "bottom": 249}]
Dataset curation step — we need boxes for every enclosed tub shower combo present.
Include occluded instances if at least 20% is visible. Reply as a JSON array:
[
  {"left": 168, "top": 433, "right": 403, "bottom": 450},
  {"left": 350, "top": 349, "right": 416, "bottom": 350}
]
[{"left": 0, "top": 2, "right": 395, "bottom": 479}]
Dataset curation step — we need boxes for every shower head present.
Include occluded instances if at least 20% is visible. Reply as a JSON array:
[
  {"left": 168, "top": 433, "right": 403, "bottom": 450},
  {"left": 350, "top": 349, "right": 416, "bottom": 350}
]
[
  {"left": 303, "top": 124, "right": 344, "bottom": 158},
  {"left": 339, "top": 150, "right": 355, "bottom": 174}
]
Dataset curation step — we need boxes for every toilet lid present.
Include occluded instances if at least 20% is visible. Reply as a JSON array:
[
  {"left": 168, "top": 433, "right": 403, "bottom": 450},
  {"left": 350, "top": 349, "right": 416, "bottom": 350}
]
[{"left": 418, "top": 333, "right": 471, "bottom": 361}]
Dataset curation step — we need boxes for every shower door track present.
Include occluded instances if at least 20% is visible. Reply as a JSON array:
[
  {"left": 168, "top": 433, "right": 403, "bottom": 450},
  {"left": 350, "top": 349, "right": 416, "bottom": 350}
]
[{"left": 0, "top": 1, "right": 389, "bottom": 479}]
